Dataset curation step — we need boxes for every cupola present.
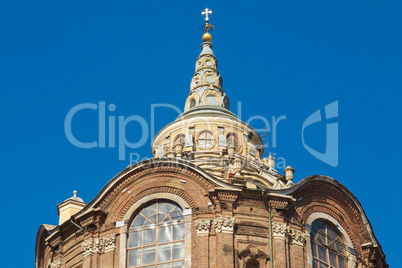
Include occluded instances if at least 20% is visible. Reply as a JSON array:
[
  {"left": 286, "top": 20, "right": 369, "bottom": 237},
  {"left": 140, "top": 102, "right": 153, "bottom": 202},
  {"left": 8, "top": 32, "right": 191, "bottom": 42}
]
[{"left": 57, "top": 190, "right": 86, "bottom": 225}]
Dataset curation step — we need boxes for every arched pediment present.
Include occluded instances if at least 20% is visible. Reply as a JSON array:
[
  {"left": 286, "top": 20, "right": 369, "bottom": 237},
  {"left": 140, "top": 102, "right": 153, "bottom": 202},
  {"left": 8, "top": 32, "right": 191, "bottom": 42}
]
[
  {"left": 273, "top": 175, "right": 385, "bottom": 261},
  {"left": 75, "top": 159, "right": 241, "bottom": 217},
  {"left": 35, "top": 225, "right": 57, "bottom": 268}
]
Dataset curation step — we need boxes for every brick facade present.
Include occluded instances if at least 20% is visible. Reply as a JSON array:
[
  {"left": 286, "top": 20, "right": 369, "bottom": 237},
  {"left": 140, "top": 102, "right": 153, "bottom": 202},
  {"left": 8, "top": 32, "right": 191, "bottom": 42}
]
[{"left": 36, "top": 160, "right": 387, "bottom": 268}]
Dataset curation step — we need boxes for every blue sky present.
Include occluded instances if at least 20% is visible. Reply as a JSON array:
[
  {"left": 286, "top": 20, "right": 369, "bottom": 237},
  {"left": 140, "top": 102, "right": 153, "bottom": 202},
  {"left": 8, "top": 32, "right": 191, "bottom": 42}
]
[{"left": 0, "top": 0, "right": 401, "bottom": 266}]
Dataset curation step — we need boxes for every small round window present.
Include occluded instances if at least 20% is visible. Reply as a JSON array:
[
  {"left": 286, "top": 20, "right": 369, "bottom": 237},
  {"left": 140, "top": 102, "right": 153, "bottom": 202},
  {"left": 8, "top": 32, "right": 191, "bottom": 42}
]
[{"left": 197, "top": 130, "right": 215, "bottom": 150}]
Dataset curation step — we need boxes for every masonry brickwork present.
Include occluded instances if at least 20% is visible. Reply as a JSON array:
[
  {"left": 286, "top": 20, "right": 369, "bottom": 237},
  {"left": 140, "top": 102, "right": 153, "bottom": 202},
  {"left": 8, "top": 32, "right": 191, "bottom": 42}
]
[{"left": 36, "top": 160, "right": 387, "bottom": 268}]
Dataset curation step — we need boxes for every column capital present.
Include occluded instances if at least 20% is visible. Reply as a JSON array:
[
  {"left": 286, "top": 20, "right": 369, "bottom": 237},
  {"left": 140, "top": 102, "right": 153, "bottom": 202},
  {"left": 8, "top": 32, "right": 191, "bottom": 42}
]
[
  {"left": 213, "top": 216, "right": 235, "bottom": 234},
  {"left": 195, "top": 219, "right": 211, "bottom": 236}
]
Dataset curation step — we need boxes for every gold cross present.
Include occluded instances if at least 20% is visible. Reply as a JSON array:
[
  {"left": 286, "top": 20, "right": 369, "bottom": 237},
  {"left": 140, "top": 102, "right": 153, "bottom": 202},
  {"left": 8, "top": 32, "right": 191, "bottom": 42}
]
[{"left": 201, "top": 8, "right": 212, "bottom": 21}]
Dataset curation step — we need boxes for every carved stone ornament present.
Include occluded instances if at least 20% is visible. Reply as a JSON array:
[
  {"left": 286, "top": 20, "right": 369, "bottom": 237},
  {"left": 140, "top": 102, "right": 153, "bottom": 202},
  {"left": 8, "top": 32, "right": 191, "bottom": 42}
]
[
  {"left": 272, "top": 223, "right": 290, "bottom": 238},
  {"left": 103, "top": 233, "right": 117, "bottom": 253},
  {"left": 82, "top": 238, "right": 103, "bottom": 257},
  {"left": 213, "top": 216, "right": 235, "bottom": 233},
  {"left": 195, "top": 219, "right": 211, "bottom": 236},
  {"left": 82, "top": 234, "right": 117, "bottom": 256},
  {"left": 238, "top": 246, "right": 270, "bottom": 268},
  {"left": 291, "top": 230, "right": 306, "bottom": 246},
  {"left": 48, "top": 258, "right": 63, "bottom": 268}
]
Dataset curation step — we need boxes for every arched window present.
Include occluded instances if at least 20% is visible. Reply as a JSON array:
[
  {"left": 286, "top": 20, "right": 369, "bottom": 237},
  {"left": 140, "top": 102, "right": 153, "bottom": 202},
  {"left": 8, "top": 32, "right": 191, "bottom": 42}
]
[
  {"left": 173, "top": 134, "right": 185, "bottom": 147},
  {"left": 190, "top": 99, "right": 196, "bottom": 108},
  {"left": 226, "top": 133, "right": 240, "bottom": 152},
  {"left": 310, "top": 220, "right": 347, "bottom": 268},
  {"left": 128, "top": 201, "right": 185, "bottom": 268}
]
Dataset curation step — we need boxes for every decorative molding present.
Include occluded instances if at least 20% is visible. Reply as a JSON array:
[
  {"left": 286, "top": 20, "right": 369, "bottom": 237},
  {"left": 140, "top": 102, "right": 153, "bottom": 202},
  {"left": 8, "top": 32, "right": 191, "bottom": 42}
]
[
  {"left": 271, "top": 223, "right": 306, "bottom": 246},
  {"left": 272, "top": 223, "right": 290, "bottom": 239},
  {"left": 48, "top": 258, "right": 63, "bottom": 268},
  {"left": 213, "top": 216, "right": 235, "bottom": 233},
  {"left": 82, "top": 234, "right": 117, "bottom": 256},
  {"left": 103, "top": 233, "right": 117, "bottom": 253},
  {"left": 195, "top": 219, "right": 211, "bottom": 236},
  {"left": 82, "top": 238, "right": 102, "bottom": 257},
  {"left": 291, "top": 230, "right": 306, "bottom": 246},
  {"left": 238, "top": 246, "right": 269, "bottom": 268}
]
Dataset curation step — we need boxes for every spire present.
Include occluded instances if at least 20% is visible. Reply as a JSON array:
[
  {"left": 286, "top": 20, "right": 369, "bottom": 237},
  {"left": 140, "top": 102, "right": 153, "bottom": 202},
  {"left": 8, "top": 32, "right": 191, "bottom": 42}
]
[{"left": 184, "top": 9, "right": 229, "bottom": 112}]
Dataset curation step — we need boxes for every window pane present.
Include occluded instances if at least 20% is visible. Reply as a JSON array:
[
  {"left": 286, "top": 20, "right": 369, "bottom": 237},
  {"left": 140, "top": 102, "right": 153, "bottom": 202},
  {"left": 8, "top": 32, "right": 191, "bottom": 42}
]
[
  {"left": 131, "top": 215, "right": 146, "bottom": 229},
  {"left": 173, "top": 224, "right": 185, "bottom": 241},
  {"left": 311, "top": 242, "right": 317, "bottom": 257},
  {"left": 172, "top": 261, "right": 185, "bottom": 268},
  {"left": 159, "top": 226, "right": 172, "bottom": 243},
  {"left": 327, "top": 226, "right": 337, "bottom": 242},
  {"left": 198, "top": 140, "right": 205, "bottom": 148},
  {"left": 171, "top": 207, "right": 184, "bottom": 221},
  {"left": 128, "top": 248, "right": 141, "bottom": 267},
  {"left": 312, "top": 259, "right": 319, "bottom": 268},
  {"left": 144, "top": 219, "right": 155, "bottom": 227},
  {"left": 158, "top": 213, "right": 168, "bottom": 224},
  {"left": 172, "top": 241, "right": 185, "bottom": 260},
  {"left": 129, "top": 231, "right": 142, "bottom": 248},
  {"left": 149, "top": 214, "right": 157, "bottom": 224},
  {"left": 141, "top": 204, "right": 157, "bottom": 217},
  {"left": 329, "top": 251, "right": 337, "bottom": 266},
  {"left": 190, "top": 99, "right": 196, "bottom": 108},
  {"left": 142, "top": 246, "right": 156, "bottom": 265},
  {"left": 316, "top": 233, "right": 325, "bottom": 245},
  {"left": 320, "top": 262, "right": 329, "bottom": 268},
  {"left": 338, "top": 257, "right": 346, "bottom": 268},
  {"left": 158, "top": 243, "right": 172, "bottom": 263},
  {"left": 313, "top": 221, "right": 326, "bottom": 233},
  {"left": 157, "top": 264, "right": 171, "bottom": 268},
  {"left": 335, "top": 239, "right": 344, "bottom": 252},
  {"left": 317, "top": 245, "right": 327, "bottom": 263},
  {"left": 160, "top": 214, "right": 172, "bottom": 224},
  {"left": 205, "top": 140, "right": 213, "bottom": 149},
  {"left": 143, "top": 229, "right": 156, "bottom": 245},
  {"left": 159, "top": 202, "right": 175, "bottom": 214}
]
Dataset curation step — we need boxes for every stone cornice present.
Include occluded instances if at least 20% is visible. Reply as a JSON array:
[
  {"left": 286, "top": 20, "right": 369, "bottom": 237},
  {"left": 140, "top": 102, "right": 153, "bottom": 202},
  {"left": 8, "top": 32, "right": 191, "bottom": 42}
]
[{"left": 45, "top": 208, "right": 108, "bottom": 247}]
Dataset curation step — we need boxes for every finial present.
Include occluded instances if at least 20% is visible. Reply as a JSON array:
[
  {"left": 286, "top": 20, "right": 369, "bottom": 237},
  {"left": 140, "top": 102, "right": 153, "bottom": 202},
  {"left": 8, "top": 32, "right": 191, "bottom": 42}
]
[
  {"left": 73, "top": 190, "right": 77, "bottom": 197},
  {"left": 201, "top": 8, "right": 214, "bottom": 42},
  {"left": 201, "top": 8, "right": 212, "bottom": 21},
  {"left": 284, "top": 166, "right": 295, "bottom": 183}
]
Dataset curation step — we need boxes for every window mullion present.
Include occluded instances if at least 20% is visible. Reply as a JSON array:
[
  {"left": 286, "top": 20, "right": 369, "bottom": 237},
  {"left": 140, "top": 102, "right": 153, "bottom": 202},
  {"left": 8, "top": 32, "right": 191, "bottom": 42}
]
[{"left": 156, "top": 202, "right": 159, "bottom": 265}]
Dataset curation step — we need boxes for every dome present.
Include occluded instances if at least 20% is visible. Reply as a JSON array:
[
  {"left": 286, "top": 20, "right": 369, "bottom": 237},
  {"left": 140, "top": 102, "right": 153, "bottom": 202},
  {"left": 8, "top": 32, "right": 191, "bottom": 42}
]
[{"left": 63, "top": 190, "right": 84, "bottom": 203}]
